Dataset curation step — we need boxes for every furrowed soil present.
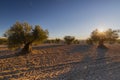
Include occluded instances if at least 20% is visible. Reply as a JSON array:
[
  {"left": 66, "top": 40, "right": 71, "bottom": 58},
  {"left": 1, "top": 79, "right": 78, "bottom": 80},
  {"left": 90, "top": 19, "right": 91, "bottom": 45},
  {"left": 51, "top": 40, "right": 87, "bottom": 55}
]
[{"left": 0, "top": 44, "right": 120, "bottom": 80}]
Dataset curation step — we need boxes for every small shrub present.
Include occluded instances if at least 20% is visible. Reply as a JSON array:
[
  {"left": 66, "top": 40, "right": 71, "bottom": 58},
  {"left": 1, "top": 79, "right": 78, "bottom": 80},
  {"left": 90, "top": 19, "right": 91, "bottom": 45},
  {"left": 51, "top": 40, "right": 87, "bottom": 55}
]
[{"left": 64, "top": 36, "right": 75, "bottom": 45}]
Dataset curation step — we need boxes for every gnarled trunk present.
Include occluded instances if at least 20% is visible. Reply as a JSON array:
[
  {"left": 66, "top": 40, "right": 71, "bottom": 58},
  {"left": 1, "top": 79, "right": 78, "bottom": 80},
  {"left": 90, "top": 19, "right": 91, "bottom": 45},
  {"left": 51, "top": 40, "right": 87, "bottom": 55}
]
[
  {"left": 21, "top": 42, "right": 32, "bottom": 54},
  {"left": 98, "top": 40, "right": 104, "bottom": 47},
  {"left": 97, "top": 40, "right": 107, "bottom": 49}
]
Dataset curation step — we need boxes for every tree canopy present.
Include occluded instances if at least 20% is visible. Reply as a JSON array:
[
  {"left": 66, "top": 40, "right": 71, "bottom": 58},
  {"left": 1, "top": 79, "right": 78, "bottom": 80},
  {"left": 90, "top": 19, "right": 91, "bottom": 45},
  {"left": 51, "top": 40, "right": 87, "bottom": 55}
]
[
  {"left": 64, "top": 36, "right": 75, "bottom": 45},
  {"left": 4, "top": 22, "right": 48, "bottom": 54}
]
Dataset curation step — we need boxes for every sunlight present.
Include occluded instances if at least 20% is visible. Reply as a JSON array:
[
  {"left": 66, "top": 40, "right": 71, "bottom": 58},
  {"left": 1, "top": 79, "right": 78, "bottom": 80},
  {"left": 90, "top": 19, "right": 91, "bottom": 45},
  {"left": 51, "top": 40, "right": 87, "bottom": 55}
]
[
  {"left": 97, "top": 28, "right": 106, "bottom": 35},
  {"left": 98, "top": 28, "right": 104, "bottom": 33},
  {"left": 96, "top": 24, "right": 108, "bottom": 34}
]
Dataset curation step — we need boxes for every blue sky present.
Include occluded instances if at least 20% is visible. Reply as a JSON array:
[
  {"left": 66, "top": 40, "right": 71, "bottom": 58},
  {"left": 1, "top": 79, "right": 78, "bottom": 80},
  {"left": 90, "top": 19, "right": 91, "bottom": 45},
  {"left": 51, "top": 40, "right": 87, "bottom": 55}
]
[{"left": 0, "top": 0, "right": 120, "bottom": 39}]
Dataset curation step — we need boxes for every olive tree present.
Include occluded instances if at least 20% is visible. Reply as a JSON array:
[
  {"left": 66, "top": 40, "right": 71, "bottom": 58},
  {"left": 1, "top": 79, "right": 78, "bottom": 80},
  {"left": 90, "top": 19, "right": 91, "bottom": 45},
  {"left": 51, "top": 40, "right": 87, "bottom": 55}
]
[
  {"left": 73, "top": 39, "right": 80, "bottom": 44},
  {"left": 86, "top": 38, "right": 93, "bottom": 45},
  {"left": 89, "top": 29, "right": 119, "bottom": 48},
  {"left": 55, "top": 38, "right": 61, "bottom": 44},
  {"left": 4, "top": 22, "right": 48, "bottom": 54},
  {"left": 64, "top": 36, "right": 75, "bottom": 45}
]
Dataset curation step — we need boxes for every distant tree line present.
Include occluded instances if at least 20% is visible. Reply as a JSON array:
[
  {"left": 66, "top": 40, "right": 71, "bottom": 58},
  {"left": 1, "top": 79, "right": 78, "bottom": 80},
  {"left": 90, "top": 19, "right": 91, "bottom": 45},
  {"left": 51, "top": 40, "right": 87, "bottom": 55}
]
[{"left": 44, "top": 37, "right": 81, "bottom": 45}]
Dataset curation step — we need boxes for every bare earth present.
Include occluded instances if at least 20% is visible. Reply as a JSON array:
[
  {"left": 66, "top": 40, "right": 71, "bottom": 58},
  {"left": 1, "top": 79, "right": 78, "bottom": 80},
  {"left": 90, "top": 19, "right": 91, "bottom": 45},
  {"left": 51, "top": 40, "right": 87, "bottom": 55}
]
[{"left": 0, "top": 44, "right": 120, "bottom": 80}]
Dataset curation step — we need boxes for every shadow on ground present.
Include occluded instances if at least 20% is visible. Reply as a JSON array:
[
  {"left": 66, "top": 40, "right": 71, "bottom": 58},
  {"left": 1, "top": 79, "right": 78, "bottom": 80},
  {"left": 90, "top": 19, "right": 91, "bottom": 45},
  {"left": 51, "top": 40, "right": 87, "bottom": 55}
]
[
  {"left": 0, "top": 50, "right": 16, "bottom": 59},
  {"left": 55, "top": 48, "right": 120, "bottom": 80}
]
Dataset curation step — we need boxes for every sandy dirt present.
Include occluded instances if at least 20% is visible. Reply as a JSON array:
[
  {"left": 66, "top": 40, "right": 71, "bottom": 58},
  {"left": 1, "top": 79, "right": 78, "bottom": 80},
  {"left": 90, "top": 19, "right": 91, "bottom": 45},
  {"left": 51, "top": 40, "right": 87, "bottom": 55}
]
[{"left": 0, "top": 44, "right": 120, "bottom": 80}]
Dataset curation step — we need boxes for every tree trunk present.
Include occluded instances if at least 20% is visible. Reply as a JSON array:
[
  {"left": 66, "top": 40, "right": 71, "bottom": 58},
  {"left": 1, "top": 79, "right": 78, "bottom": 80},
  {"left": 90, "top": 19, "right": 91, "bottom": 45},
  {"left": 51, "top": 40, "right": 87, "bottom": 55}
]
[
  {"left": 98, "top": 40, "right": 104, "bottom": 46},
  {"left": 98, "top": 40, "right": 107, "bottom": 49},
  {"left": 21, "top": 42, "right": 32, "bottom": 54}
]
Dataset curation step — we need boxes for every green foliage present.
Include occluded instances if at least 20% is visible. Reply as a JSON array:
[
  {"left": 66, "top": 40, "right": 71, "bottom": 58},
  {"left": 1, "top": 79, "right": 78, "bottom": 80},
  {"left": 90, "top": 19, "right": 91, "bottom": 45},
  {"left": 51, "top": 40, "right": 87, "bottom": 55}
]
[
  {"left": 64, "top": 36, "right": 75, "bottom": 45},
  {"left": 44, "top": 39, "right": 51, "bottom": 44},
  {"left": 86, "top": 38, "right": 93, "bottom": 45},
  {"left": 91, "top": 29, "right": 105, "bottom": 43},
  {"left": 116, "top": 39, "right": 120, "bottom": 44},
  {"left": 73, "top": 39, "right": 80, "bottom": 44},
  {"left": 48, "top": 39, "right": 55, "bottom": 44},
  {"left": 4, "top": 22, "right": 48, "bottom": 50},
  {"left": 55, "top": 38, "right": 61, "bottom": 44},
  {"left": 44, "top": 38, "right": 61, "bottom": 44},
  {"left": 106, "top": 29, "right": 119, "bottom": 44},
  {"left": 33, "top": 25, "right": 48, "bottom": 42}
]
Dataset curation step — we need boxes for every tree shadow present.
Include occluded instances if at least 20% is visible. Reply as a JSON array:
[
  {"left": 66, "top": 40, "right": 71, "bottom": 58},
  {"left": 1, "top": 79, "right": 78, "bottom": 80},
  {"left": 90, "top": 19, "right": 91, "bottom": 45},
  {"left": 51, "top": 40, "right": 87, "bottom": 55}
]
[
  {"left": 0, "top": 50, "right": 17, "bottom": 59},
  {"left": 0, "top": 44, "right": 64, "bottom": 59},
  {"left": 56, "top": 47, "right": 120, "bottom": 80},
  {"left": 53, "top": 48, "right": 109, "bottom": 80},
  {"left": 96, "top": 48, "right": 108, "bottom": 63},
  {"left": 52, "top": 55, "right": 94, "bottom": 80},
  {"left": 83, "top": 48, "right": 120, "bottom": 80}
]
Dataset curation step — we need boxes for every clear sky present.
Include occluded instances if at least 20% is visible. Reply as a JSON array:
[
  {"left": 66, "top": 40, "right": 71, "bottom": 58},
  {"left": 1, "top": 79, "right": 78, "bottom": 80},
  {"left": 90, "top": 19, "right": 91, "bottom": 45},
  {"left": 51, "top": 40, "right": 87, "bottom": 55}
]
[{"left": 0, "top": 0, "right": 120, "bottom": 39}]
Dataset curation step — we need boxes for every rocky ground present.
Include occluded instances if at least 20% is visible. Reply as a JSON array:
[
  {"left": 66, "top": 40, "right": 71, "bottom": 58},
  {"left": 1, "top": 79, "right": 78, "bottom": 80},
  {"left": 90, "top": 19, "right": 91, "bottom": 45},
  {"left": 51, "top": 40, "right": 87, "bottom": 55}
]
[{"left": 0, "top": 44, "right": 120, "bottom": 80}]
